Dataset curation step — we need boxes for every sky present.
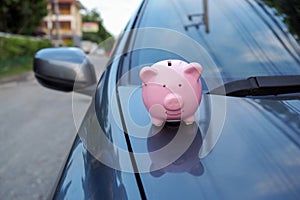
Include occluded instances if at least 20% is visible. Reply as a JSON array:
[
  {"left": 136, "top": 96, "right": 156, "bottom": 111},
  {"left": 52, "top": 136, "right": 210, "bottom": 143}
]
[{"left": 80, "top": 0, "right": 142, "bottom": 36}]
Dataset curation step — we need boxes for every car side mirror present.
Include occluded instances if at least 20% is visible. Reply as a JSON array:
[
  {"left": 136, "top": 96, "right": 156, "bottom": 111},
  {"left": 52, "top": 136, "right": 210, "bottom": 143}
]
[{"left": 34, "top": 47, "right": 97, "bottom": 96}]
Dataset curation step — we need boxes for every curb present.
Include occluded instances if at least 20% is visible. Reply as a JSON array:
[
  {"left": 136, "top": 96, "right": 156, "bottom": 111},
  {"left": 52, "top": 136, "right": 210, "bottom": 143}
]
[{"left": 0, "top": 71, "right": 34, "bottom": 84}]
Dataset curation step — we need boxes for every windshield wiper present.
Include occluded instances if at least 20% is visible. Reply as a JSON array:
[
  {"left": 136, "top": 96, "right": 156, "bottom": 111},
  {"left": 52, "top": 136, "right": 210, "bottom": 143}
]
[{"left": 208, "top": 75, "right": 300, "bottom": 97}]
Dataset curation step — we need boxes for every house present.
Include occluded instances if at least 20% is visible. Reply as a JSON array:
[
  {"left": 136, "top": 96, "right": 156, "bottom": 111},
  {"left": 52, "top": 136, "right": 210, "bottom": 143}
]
[{"left": 40, "top": 0, "right": 84, "bottom": 46}]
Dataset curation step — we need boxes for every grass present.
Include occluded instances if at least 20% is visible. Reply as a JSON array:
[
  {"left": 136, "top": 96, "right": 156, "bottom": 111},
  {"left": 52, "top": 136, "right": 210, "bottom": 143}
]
[{"left": 0, "top": 57, "right": 33, "bottom": 77}]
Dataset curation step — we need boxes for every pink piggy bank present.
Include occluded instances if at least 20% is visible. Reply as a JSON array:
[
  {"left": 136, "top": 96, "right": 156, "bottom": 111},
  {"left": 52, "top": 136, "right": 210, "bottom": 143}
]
[{"left": 140, "top": 60, "right": 202, "bottom": 126}]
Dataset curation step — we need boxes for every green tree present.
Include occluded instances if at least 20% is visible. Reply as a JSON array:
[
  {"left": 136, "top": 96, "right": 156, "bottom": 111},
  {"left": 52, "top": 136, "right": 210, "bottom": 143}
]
[
  {"left": 263, "top": 0, "right": 300, "bottom": 41},
  {"left": 0, "top": 0, "right": 47, "bottom": 35},
  {"left": 82, "top": 9, "right": 113, "bottom": 43}
]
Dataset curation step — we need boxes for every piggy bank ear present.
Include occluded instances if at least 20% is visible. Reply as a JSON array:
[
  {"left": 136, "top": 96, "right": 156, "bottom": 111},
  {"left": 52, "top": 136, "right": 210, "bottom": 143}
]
[
  {"left": 140, "top": 67, "right": 158, "bottom": 82},
  {"left": 184, "top": 62, "right": 202, "bottom": 80}
]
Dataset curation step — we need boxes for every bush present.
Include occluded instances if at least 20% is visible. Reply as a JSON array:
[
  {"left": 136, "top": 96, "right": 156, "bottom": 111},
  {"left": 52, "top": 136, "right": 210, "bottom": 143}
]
[
  {"left": 0, "top": 36, "right": 52, "bottom": 60},
  {"left": 0, "top": 35, "right": 52, "bottom": 76},
  {"left": 0, "top": 57, "right": 32, "bottom": 77}
]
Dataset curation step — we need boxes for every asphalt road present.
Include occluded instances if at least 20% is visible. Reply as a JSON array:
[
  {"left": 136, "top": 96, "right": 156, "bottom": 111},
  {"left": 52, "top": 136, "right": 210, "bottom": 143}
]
[{"left": 0, "top": 54, "right": 108, "bottom": 200}]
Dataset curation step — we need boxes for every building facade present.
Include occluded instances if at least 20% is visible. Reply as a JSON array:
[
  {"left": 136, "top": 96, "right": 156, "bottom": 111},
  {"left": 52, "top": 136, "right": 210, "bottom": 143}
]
[{"left": 41, "top": 0, "right": 84, "bottom": 46}]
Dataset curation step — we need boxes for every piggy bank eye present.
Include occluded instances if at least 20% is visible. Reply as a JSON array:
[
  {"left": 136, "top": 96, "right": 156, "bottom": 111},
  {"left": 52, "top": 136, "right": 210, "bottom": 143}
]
[
  {"left": 178, "top": 84, "right": 182, "bottom": 87},
  {"left": 163, "top": 84, "right": 166, "bottom": 87}
]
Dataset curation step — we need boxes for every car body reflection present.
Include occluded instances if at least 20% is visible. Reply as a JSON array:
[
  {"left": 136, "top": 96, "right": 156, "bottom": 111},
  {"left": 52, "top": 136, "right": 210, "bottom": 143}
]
[{"left": 147, "top": 122, "right": 204, "bottom": 177}]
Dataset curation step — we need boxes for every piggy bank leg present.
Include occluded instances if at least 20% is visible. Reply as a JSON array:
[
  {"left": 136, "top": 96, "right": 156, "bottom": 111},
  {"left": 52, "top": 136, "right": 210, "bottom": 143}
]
[
  {"left": 183, "top": 115, "right": 195, "bottom": 125},
  {"left": 152, "top": 118, "right": 164, "bottom": 126},
  {"left": 149, "top": 105, "right": 166, "bottom": 126}
]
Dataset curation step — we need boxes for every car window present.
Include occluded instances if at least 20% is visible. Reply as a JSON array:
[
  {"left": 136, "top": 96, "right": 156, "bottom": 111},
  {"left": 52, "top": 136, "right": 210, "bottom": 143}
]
[{"left": 121, "top": 0, "right": 300, "bottom": 88}]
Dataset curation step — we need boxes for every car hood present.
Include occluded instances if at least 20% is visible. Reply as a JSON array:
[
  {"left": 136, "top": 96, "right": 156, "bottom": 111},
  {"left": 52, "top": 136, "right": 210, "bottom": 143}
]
[{"left": 118, "top": 86, "right": 300, "bottom": 199}]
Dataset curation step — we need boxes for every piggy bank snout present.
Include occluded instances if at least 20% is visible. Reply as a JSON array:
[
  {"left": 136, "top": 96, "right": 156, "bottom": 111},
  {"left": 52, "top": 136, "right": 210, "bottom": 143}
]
[{"left": 163, "top": 94, "right": 183, "bottom": 111}]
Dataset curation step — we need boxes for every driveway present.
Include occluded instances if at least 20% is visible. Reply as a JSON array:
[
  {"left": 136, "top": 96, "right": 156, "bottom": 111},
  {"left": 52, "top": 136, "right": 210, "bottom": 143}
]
[{"left": 0, "top": 54, "right": 108, "bottom": 200}]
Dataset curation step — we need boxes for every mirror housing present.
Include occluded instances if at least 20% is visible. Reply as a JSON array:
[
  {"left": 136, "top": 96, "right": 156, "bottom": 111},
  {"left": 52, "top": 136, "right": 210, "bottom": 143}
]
[{"left": 34, "top": 47, "right": 97, "bottom": 96}]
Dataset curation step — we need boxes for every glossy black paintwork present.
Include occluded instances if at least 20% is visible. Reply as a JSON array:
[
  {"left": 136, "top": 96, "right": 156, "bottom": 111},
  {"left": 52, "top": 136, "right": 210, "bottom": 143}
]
[
  {"left": 51, "top": 4, "right": 146, "bottom": 199},
  {"left": 147, "top": 123, "right": 204, "bottom": 177},
  {"left": 53, "top": 135, "right": 138, "bottom": 200},
  {"left": 52, "top": 100, "right": 142, "bottom": 199},
  {"left": 125, "top": 95, "right": 300, "bottom": 199},
  {"left": 51, "top": 0, "right": 300, "bottom": 199}
]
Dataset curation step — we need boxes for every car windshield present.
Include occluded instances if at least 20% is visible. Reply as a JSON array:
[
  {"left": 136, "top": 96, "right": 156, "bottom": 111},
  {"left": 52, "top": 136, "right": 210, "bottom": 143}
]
[{"left": 117, "top": 0, "right": 300, "bottom": 92}]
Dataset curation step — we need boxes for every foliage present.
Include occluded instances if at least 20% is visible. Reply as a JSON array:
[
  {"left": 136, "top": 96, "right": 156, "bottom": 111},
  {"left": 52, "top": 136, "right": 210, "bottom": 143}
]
[
  {"left": 263, "top": 0, "right": 300, "bottom": 40},
  {"left": 0, "top": 35, "right": 52, "bottom": 76},
  {"left": 0, "top": 57, "right": 32, "bottom": 77},
  {"left": 0, "top": 36, "right": 52, "bottom": 59},
  {"left": 65, "top": 40, "right": 75, "bottom": 47},
  {"left": 82, "top": 9, "right": 114, "bottom": 44},
  {"left": 0, "top": 0, "right": 47, "bottom": 35}
]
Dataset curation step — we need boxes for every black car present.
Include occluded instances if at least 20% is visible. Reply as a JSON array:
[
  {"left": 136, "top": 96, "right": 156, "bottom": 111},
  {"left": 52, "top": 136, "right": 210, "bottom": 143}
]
[{"left": 34, "top": 0, "right": 300, "bottom": 199}]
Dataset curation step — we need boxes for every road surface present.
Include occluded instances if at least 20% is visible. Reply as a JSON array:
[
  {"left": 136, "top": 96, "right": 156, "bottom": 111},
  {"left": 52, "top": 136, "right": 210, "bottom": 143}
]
[{"left": 0, "top": 54, "right": 108, "bottom": 200}]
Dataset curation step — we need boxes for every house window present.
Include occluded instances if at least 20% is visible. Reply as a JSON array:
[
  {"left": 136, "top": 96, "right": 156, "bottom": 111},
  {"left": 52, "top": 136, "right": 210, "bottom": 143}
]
[
  {"left": 60, "top": 4, "right": 71, "bottom": 15},
  {"left": 51, "top": 3, "right": 71, "bottom": 15},
  {"left": 60, "top": 21, "right": 71, "bottom": 31},
  {"left": 42, "top": 21, "right": 48, "bottom": 29}
]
